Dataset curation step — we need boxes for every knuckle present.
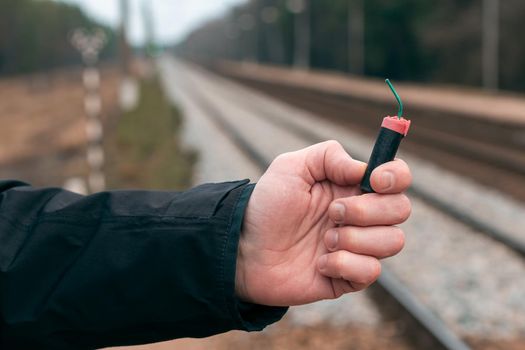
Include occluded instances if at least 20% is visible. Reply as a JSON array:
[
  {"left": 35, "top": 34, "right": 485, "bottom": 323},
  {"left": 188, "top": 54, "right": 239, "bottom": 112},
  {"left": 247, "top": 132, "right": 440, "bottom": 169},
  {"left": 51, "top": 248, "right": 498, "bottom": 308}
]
[
  {"left": 342, "top": 280, "right": 356, "bottom": 294},
  {"left": 273, "top": 152, "right": 293, "bottom": 164},
  {"left": 334, "top": 252, "right": 347, "bottom": 274},
  {"left": 394, "top": 227, "right": 406, "bottom": 250},
  {"left": 324, "top": 139, "right": 342, "bottom": 149},
  {"left": 357, "top": 258, "right": 381, "bottom": 284},
  {"left": 389, "top": 227, "right": 406, "bottom": 254},
  {"left": 395, "top": 195, "right": 412, "bottom": 222},
  {"left": 271, "top": 152, "right": 301, "bottom": 170},
  {"left": 348, "top": 281, "right": 367, "bottom": 292},
  {"left": 341, "top": 228, "right": 357, "bottom": 250},
  {"left": 369, "top": 259, "right": 382, "bottom": 282},
  {"left": 395, "top": 158, "right": 410, "bottom": 170},
  {"left": 334, "top": 288, "right": 345, "bottom": 299},
  {"left": 355, "top": 285, "right": 368, "bottom": 292},
  {"left": 405, "top": 170, "right": 413, "bottom": 187},
  {"left": 349, "top": 200, "right": 367, "bottom": 225}
]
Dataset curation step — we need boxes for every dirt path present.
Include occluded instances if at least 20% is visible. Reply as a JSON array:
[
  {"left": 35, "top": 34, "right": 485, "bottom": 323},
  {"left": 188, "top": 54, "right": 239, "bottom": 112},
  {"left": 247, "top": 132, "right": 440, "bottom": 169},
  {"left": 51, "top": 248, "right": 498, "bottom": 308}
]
[
  {"left": 0, "top": 66, "right": 120, "bottom": 186},
  {"left": 108, "top": 318, "right": 413, "bottom": 350}
]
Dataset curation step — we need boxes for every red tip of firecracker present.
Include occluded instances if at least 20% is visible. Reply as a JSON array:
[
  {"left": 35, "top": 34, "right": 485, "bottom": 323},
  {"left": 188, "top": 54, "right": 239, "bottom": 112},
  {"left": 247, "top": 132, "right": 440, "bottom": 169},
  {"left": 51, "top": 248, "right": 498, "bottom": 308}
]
[{"left": 381, "top": 116, "right": 411, "bottom": 136}]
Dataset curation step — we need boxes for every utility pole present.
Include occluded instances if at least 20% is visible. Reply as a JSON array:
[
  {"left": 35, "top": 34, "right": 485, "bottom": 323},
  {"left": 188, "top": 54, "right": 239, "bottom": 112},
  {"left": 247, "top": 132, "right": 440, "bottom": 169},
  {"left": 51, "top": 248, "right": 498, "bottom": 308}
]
[
  {"left": 224, "top": 13, "right": 240, "bottom": 60},
  {"left": 260, "top": 6, "right": 285, "bottom": 64},
  {"left": 482, "top": 0, "right": 499, "bottom": 90},
  {"left": 250, "top": 1, "right": 262, "bottom": 63},
  {"left": 348, "top": 0, "right": 365, "bottom": 75},
  {"left": 287, "top": 0, "right": 310, "bottom": 69},
  {"left": 119, "top": 0, "right": 131, "bottom": 75},
  {"left": 142, "top": 0, "right": 157, "bottom": 57},
  {"left": 118, "top": 0, "right": 138, "bottom": 114},
  {"left": 238, "top": 12, "right": 256, "bottom": 62}
]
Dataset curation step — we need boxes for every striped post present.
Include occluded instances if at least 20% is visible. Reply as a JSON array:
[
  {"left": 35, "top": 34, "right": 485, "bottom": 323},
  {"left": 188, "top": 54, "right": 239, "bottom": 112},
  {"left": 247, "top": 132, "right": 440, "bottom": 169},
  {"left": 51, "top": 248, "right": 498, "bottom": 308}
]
[{"left": 70, "top": 28, "right": 107, "bottom": 194}]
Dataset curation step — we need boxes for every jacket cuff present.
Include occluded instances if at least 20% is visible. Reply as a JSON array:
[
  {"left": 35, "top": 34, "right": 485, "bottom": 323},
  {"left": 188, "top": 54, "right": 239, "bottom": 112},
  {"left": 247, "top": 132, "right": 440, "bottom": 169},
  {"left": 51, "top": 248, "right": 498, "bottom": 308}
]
[{"left": 222, "top": 184, "right": 288, "bottom": 331}]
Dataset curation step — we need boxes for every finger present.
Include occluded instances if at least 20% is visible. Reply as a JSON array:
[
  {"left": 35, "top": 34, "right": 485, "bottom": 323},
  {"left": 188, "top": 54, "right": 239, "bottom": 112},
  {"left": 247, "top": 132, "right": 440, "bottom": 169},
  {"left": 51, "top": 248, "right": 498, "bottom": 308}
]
[
  {"left": 298, "top": 140, "right": 367, "bottom": 186},
  {"left": 324, "top": 226, "right": 405, "bottom": 258},
  {"left": 329, "top": 193, "right": 411, "bottom": 226},
  {"left": 370, "top": 159, "right": 412, "bottom": 194},
  {"left": 330, "top": 278, "right": 370, "bottom": 297},
  {"left": 318, "top": 251, "right": 381, "bottom": 286}
]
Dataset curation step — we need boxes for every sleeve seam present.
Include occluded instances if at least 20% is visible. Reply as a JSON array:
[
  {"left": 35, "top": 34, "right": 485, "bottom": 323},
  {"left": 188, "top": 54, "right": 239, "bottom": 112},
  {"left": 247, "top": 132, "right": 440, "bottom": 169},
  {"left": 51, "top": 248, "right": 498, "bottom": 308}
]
[
  {"left": 0, "top": 213, "right": 227, "bottom": 228},
  {"left": 219, "top": 185, "right": 250, "bottom": 328}
]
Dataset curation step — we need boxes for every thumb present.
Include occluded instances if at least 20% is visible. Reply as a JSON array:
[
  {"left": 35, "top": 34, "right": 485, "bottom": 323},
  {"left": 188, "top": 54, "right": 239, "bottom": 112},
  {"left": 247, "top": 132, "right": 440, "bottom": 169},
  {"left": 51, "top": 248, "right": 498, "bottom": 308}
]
[{"left": 302, "top": 140, "right": 367, "bottom": 186}]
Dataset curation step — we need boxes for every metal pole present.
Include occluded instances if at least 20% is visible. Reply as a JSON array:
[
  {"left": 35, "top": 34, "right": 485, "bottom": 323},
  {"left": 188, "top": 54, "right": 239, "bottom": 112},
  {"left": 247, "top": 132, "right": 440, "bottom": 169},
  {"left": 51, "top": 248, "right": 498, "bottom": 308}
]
[
  {"left": 224, "top": 13, "right": 240, "bottom": 60},
  {"left": 297, "top": 0, "right": 310, "bottom": 69},
  {"left": 288, "top": 0, "right": 310, "bottom": 69},
  {"left": 482, "top": 0, "right": 499, "bottom": 90},
  {"left": 120, "top": 0, "right": 131, "bottom": 75},
  {"left": 142, "top": 0, "right": 156, "bottom": 57},
  {"left": 260, "top": 6, "right": 285, "bottom": 64},
  {"left": 348, "top": 0, "right": 365, "bottom": 75},
  {"left": 254, "top": 2, "right": 261, "bottom": 64},
  {"left": 238, "top": 13, "right": 256, "bottom": 62}
]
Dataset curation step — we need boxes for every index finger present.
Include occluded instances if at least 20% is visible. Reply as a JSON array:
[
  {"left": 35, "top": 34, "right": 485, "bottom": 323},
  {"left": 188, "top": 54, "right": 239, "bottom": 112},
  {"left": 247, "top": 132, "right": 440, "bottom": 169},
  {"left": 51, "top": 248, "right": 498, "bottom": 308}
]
[{"left": 370, "top": 159, "right": 412, "bottom": 194}]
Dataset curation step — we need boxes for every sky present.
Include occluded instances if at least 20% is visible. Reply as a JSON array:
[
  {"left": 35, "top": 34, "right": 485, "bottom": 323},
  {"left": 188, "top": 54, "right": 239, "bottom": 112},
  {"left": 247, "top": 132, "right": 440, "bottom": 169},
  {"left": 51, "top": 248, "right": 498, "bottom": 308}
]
[{"left": 59, "top": 0, "right": 247, "bottom": 45}]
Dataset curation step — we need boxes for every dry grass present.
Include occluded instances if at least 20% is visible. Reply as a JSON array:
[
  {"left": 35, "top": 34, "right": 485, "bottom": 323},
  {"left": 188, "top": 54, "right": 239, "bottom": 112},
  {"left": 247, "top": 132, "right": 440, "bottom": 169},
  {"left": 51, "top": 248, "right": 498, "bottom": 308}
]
[
  {"left": 0, "top": 66, "right": 120, "bottom": 186},
  {"left": 106, "top": 76, "right": 195, "bottom": 190}
]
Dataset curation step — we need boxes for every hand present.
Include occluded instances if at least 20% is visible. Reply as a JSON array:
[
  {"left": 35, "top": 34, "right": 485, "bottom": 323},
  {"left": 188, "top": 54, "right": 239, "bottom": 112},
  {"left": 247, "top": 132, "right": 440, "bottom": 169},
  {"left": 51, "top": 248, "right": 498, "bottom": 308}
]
[{"left": 235, "top": 141, "right": 412, "bottom": 306}]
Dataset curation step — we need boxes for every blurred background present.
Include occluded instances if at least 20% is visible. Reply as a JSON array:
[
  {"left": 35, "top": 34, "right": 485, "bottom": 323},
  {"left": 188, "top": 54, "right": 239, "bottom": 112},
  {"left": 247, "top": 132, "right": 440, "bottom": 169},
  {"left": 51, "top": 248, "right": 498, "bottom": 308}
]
[{"left": 1, "top": 0, "right": 525, "bottom": 349}]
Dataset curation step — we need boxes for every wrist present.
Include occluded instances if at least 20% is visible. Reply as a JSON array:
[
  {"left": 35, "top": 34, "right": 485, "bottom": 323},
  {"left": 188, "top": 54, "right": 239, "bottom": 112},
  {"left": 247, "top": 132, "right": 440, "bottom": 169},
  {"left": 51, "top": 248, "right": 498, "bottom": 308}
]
[{"left": 235, "top": 234, "right": 250, "bottom": 302}]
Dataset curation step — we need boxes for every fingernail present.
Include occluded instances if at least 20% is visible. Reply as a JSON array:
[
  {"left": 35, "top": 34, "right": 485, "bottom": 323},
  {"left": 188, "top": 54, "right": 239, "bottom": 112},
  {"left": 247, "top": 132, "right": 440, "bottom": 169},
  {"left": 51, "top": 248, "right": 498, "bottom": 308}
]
[
  {"left": 318, "top": 255, "right": 328, "bottom": 271},
  {"left": 380, "top": 171, "right": 394, "bottom": 191},
  {"left": 326, "top": 230, "right": 339, "bottom": 251},
  {"left": 331, "top": 203, "right": 345, "bottom": 224}
]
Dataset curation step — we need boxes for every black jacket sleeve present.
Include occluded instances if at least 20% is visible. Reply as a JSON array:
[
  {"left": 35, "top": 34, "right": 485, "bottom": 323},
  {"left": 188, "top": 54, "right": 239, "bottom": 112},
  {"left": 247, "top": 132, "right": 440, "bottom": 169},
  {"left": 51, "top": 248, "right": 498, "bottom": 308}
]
[{"left": 0, "top": 179, "right": 287, "bottom": 349}]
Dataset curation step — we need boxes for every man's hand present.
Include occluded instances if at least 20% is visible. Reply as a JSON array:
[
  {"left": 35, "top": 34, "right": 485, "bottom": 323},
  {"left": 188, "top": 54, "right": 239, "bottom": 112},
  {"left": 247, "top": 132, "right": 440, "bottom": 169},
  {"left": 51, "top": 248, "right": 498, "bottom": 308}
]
[{"left": 235, "top": 141, "right": 412, "bottom": 306}]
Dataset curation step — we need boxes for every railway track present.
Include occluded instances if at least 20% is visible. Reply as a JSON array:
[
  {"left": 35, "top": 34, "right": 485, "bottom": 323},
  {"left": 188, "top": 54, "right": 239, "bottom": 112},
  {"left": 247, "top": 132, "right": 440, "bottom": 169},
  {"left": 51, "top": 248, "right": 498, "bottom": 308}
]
[
  {"left": 202, "top": 66, "right": 525, "bottom": 261},
  {"left": 221, "top": 72, "right": 525, "bottom": 203},
  {"left": 174, "top": 62, "right": 472, "bottom": 350},
  {"left": 162, "top": 58, "right": 525, "bottom": 349}
]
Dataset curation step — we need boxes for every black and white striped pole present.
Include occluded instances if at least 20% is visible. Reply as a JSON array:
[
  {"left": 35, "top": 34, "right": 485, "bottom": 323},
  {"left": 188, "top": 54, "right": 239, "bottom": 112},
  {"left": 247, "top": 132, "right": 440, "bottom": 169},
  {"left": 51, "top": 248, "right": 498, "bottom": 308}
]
[{"left": 70, "top": 28, "right": 107, "bottom": 194}]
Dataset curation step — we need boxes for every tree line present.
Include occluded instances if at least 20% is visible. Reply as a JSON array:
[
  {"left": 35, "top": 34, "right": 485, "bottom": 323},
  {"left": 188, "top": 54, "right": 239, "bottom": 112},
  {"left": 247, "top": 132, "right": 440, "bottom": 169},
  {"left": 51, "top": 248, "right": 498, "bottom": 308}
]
[
  {"left": 177, "top": 0, "right": 525, "bottom": 92},
  {"left": 0, "top": 0, "right": 116, "bottom": 76}
]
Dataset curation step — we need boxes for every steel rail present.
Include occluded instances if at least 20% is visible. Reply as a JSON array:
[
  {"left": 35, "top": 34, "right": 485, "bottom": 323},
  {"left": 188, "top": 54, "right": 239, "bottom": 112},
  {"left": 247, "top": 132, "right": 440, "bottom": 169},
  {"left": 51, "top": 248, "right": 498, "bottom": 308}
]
[
  {"left": 181, "top": 71, "right": 472, "bottom": 350},
  {"left": 210, "top": 72, "right": 525, "bottom": 260}
]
